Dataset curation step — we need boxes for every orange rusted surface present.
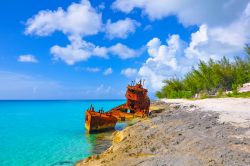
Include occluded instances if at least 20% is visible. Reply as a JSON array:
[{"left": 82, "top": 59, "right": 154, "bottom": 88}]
[
  {"left": 85, "top": 80, "right": 150, "bottom": 133},
  {"left": 125, "top": 80, "right": 150, "bottom": 115},
  {"left": 85, "top": 105, "right": 117, "bottom": 133}
]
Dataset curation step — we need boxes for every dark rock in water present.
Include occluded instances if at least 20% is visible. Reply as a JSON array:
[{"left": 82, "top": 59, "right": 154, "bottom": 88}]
[{"left": 51, "top": 160, "right": 74, "bottom": 166}]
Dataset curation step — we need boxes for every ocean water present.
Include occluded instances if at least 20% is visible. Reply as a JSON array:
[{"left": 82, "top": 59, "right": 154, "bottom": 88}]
[{"left": 0, "top": 100, "right": 125, "bottom": 166}]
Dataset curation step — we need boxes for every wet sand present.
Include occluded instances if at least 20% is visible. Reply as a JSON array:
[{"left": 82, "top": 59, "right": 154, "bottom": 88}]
[{"left": 76, "top": 98, "right": 250, "bottom": 166}]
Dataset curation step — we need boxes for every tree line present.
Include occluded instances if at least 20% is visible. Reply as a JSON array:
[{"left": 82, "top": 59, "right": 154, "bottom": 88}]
[{"left": 156, "top": 46, "right": 250, "bottom": 99}]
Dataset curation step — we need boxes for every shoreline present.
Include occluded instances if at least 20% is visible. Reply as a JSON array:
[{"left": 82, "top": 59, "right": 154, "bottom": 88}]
[{"left": 76, "top": 98, "right": 250, "bottom": 166}]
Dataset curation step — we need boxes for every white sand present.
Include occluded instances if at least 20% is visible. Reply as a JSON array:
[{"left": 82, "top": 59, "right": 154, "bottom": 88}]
[{"left": 162, "top": 98, "right": 250, "bottom": 128}]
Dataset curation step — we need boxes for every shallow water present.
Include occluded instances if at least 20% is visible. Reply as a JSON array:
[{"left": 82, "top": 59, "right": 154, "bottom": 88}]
[{"left": 0, "top": 100, "right": 125, "bottom": 166}]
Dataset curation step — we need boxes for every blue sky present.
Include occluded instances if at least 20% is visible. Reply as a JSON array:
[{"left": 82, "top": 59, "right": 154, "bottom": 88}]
[{"left": 0, "top": 0, "right": 249, "bottom": 99}]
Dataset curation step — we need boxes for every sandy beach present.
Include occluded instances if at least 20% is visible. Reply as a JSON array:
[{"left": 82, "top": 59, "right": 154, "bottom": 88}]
[
  {"left": 76, "top": 98, "right": 250, "bottom": 166},
  {"left": 162, "top": 98, "right": 250, "bottom": 128}
]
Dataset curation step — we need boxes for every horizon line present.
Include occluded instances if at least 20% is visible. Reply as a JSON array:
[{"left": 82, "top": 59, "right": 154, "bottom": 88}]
[{"left": 0, "top": 99, "right": 126, "bottom": 101}]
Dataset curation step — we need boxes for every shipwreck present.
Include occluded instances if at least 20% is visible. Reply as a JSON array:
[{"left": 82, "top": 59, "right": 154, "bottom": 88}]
[{"left": 85, "top": 80, "right": 150, "bottom": 133}]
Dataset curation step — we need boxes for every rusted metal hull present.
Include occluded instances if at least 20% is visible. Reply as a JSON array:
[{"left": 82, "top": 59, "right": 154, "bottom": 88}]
[{"left": 85, "top": 111, "right": 117, "bottom": 133}]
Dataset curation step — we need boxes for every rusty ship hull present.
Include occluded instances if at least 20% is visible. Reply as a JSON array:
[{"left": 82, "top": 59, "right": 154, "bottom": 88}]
[{"left": 85, "top": 110, "right": 117, "bottom": 133}]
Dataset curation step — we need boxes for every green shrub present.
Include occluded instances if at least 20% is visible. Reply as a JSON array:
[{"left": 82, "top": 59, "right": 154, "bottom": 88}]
[
  {"left": 216, "top": 88, "right": 223, "bottom": 97},
  {"left": 232, "top": 83, "right": 239, "bottom": 95},
  {"left": 227, "top": 93, "right": 232, "bottom": 97}
]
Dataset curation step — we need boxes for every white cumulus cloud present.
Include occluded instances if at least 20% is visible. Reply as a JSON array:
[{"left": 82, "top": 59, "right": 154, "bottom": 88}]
[
  {"left": 112, "top": 0, "right": 249, "bottom": 26},
  {"left": 185, "top": 8, "right": 250, "bottom": 62},
  {"left": 106, "top": 18, "right": 140, "bottom": 39},
  {"left": 25, "top": 0, "right": 102, "bottom": 37},
  {"left": 50, "top": 36, "right": 108, "bottom": 65},
  {"left": 109, "top": 43, "right": 141, "bottom": 59},
  {"left": 25, "top": 0, "right": 142, "bottom": 65},
  {"left": 121, "top": 68, "right": 138, "bottom": 78},
  {"left": 18, "top": 54, "right": 38, "bottom": 63},
  {"left": 103, "top": 67, "right": 113, "bottom": 75},
  {"left": 50, "top": 37, "right": 141, "bottom": 65},
  {"left": 138, "top": 35, "right": 187, "bottom": 91}
]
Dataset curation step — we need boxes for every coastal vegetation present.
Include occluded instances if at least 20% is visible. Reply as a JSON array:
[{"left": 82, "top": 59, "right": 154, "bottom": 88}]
[{"left": 156, "top": 46, "right": 250, "bottom": 99}]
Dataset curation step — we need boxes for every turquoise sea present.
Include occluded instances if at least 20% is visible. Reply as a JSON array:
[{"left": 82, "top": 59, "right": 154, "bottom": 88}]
[{"left": 0, "top": 100, "right": 125, "bottom": 166}]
